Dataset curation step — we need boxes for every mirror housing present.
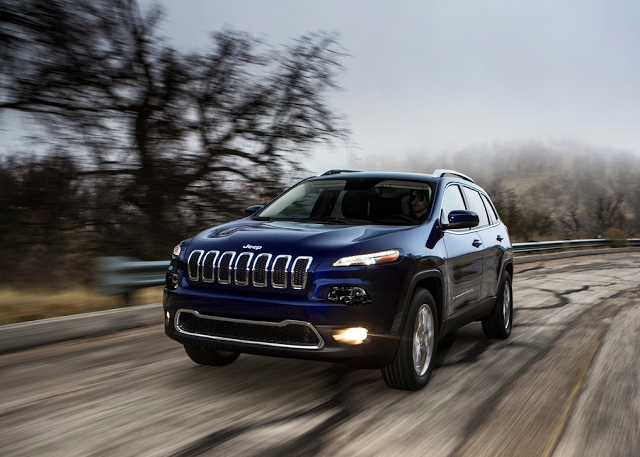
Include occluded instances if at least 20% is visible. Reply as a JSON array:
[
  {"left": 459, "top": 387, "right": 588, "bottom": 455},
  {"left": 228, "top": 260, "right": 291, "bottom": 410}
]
[
  {"left": 244, "top": 205, "right": 263, "bottom": 217},
  {"left": 443, "top": 210, "right": 479, "bottom": 230}
]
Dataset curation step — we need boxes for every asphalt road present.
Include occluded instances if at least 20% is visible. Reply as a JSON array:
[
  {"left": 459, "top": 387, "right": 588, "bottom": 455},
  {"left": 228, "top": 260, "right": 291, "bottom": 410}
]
[{"left": 1, "top": 252, "right": 639, "bottom": 457}]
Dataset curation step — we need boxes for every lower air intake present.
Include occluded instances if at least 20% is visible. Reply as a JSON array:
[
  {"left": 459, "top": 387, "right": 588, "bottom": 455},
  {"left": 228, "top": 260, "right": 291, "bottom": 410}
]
[{"left": 176, "top": 311, "right": 324, "bottom": 349}]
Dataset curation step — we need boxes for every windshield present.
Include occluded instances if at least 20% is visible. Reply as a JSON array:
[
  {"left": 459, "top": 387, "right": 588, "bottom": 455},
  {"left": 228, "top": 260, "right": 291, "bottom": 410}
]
[{"left": 257, "top": 178, "right": 435, "bottom": 225}]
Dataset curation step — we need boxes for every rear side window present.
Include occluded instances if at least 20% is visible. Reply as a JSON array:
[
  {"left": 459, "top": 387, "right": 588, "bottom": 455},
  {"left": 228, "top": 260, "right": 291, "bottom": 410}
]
[
  {"left": 462, "top": 187, "right": 490, "bottom": 228},
  {"left": 441, "top": 185, "right": 466, "bottom": 223}
]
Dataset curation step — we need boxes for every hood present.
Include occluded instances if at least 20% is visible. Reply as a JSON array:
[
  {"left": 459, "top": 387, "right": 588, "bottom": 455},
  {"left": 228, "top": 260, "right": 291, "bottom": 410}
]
[{"left": 188, "top": 219, "right": 413, "bottom": 262}]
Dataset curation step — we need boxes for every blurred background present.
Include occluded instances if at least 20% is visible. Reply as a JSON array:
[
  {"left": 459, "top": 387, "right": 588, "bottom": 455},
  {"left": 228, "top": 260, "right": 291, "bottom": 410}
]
[{"left": 1, "top": 0, "right": 639, "bottom": 323}]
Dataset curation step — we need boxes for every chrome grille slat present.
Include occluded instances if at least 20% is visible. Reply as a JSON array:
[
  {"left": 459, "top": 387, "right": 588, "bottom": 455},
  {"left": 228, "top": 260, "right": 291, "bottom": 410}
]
[
  {"left": 252, "top": 253, "right": 272, "bottom": 287},
  {"left": 272, "top": 255, "right": 291, "bottom": 289},
  {"left": 217, "top": 251, "right": 236, "bottom": 284},
  {"left": 201, "top": 250, "right": 220, "bottom": 283},
  {"left": 187, "top": 250, "right": 204, "bottom": 281},
  {"left": 234, "top": 252, "right": 254, "bottom": 286},
  {"left": 186, "top": 250, "right": 311, "bottom": 290},
  {"left": 291, "top": 256, "right": 312, "bottom": 289}
]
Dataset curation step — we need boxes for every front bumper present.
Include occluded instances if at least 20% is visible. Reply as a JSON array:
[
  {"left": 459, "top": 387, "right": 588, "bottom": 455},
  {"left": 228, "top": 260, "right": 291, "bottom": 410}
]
[{"left": 163, "top": 288, "right": 401, "bottom": 368}]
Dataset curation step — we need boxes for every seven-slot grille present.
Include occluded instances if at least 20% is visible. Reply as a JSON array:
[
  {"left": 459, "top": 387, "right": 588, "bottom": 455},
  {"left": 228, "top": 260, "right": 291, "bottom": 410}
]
[{"left": 187, "top": 250, "right": 312, "bottom": 290}]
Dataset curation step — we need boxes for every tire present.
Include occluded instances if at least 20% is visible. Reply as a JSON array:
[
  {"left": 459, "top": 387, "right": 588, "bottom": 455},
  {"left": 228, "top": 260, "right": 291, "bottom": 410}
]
[
  {"left": 381, "top": 288, "right": 438, "bottom": 391},
  {"left": 482, "top": 271, "right": 513, "bottom": 339},
  {"left": 184, "top": 345, "right": 240, "bottom": 366}
]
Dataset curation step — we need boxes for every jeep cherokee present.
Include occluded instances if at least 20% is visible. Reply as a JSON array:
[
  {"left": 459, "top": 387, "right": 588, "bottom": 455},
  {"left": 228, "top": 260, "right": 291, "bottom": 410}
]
[{"left": 163, "top": 169, "right": 514, "bottom": 391}]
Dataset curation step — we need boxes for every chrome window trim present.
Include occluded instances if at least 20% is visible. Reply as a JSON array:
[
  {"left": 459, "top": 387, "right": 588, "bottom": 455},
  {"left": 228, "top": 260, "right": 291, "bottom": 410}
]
[
  {"left": 271, "top": 255, "right": 292, "bottom": 289},
  {"left": 201, "top": 250, "right": 220, "bottom": 283},
  {"left": 217, "top": 251, "right": 236, "bottom": 284},
  {"left": 440, "top": 182, "right": 503, "bottom": 233},
  {"left": 187, "top": 250, "right": 204, "bottom": 281},
  {"left": 234, "top": 252, "right": 254, "bottom": 286},
  {"left": 291, "top": 256, "right": 313, "bottom": 290},
  {"left": 252, "top": 253, "right": 272, "bottom": 287},
  {"left": 175, "top": 309, "right": 325, "bottom": 350},
  {"left": 460, "top": 185, "right": 491, "bottom": 228}
]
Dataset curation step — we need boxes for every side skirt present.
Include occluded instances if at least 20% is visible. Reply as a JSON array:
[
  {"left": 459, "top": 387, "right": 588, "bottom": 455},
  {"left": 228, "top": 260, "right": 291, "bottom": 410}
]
[{"left": 440, "top": 296, "right": 497, "bottom": 337}]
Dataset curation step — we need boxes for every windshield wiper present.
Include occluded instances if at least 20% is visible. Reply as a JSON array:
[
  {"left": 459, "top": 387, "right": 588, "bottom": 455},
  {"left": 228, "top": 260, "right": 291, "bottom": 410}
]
[{"left": 305, "top": 217, "right": 372, "bottom": 225}]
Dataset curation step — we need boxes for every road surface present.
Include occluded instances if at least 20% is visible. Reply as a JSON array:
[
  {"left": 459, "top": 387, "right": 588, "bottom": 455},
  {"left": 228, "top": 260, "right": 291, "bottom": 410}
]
[{"left": 1, "top": 252, "right": 639, "bottom": 456}]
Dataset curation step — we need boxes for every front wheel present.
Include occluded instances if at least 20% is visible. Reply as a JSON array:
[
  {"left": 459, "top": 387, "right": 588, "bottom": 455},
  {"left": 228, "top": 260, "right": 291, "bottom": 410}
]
[
  {"left": 482, "top": 271, "right": 513, "bottom": 339},
  {"left": 184, "top": 345, "right": 240, "bottom": 366},
  {"left": 381, "top": 289, "right": 438, "bottom": 391}
]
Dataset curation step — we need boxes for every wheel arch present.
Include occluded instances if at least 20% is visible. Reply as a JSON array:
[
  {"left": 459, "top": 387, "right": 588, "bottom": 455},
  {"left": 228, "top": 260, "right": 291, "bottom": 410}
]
[
  {"left": 502, "top": 259, "right": 514, "bottom": 283},
  {"left": 393, "top": 269, "right": 444, "bottom": 337}
]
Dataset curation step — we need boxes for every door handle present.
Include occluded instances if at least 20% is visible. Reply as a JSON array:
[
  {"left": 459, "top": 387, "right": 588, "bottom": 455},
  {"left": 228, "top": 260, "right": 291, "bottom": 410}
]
[
  {"left": 472, "top": 239, "right": 482, "bottom": 248},
  {"left": 497, "top": 235, "right": 504, "bottom": 242}
]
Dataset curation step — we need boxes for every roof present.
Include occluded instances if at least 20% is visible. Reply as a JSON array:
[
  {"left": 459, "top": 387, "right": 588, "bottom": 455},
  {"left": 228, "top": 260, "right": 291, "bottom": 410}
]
[{"left": 314, "top": 169, "right": 474, "bottom": 183}]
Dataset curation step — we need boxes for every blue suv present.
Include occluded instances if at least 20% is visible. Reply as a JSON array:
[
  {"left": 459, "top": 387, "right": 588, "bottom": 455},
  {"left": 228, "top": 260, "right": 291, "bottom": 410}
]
[{"left": 163, "top": 170, "right": 514, "bottom": 390}]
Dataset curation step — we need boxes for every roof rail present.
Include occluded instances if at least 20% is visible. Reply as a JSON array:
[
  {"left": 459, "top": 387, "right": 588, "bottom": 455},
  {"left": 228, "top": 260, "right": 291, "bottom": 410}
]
[
  {"left": 432, "top": 169, "right": 475, "bottom": 183},
  {"left": 319, "top": 169, "right": 363, "bottom": 176}
]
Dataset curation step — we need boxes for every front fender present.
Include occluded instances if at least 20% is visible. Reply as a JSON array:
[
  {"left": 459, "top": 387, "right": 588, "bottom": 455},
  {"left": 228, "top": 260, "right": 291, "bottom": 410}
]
[{"left": 391, "top": 268, "right": 444, "bottom": 335}]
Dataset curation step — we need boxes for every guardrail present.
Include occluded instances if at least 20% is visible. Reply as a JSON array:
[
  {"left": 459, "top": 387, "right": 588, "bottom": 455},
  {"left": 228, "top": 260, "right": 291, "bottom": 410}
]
[
  {"left": 513, "top": 238, "right": 640, "bottom": 253},
  {"left": 95, "top": 238, "right": 640, "bottom": 298},
  {"left": 95, "top": 257, "right": 170, "bottom": 302}
]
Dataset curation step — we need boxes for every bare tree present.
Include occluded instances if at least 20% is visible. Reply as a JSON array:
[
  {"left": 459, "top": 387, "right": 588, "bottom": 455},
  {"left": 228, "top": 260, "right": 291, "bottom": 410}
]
[
  {"left": 0, "top": 0, "right": 348, "bottom": 257},
  {"left": 591, "top": 194, "right": 627, "bottom": 236},
  {"left": 558, "top": 206, "right": 585, "bottom": 239},
  {"left": 629, "top": 184, "right": 640, "bottom": 236},
  {"left": 0, "top": 152, "right": 94, "bottom": 283}
]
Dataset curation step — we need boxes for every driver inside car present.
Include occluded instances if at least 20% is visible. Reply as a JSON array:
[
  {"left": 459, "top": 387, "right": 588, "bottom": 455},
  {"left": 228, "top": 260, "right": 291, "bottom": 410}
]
[{"left": 409, "top": 189, "right": 430, "bottom": 222}]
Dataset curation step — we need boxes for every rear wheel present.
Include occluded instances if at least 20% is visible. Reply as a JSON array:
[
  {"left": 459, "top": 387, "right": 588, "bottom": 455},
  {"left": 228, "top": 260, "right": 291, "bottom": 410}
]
[
  {"left": 482, "top": 271, "right": 513, "bottom": 339},
  {"left": 381, "top": 289, "right": 438, "bottom": 391},
  {"left": 184, "top": 345, "right": 240, "bottom": 366}
]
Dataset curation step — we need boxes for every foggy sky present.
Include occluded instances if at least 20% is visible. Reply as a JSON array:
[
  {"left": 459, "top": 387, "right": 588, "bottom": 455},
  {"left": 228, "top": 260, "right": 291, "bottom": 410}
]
[
  {"left": 149, "top": 0, "right": 640, "bottom": 172},
  {"left": 4, "top": 0, "right": 640, "bottom": 173}
]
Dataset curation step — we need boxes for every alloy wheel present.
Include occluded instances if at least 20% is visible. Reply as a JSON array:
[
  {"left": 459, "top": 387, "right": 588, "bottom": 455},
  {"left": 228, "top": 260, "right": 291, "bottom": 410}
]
[
  {"left": 413, "top": 304, "right": 435, "bottom": 376},
  {"left": 503, "top": 281, "right": 511, "bottom": 330}
]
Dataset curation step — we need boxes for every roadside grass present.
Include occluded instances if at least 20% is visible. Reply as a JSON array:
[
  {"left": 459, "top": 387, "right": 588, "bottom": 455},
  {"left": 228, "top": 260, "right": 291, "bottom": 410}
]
[{"left": 0, "top": 286, "right": 164, "bottom": 326}]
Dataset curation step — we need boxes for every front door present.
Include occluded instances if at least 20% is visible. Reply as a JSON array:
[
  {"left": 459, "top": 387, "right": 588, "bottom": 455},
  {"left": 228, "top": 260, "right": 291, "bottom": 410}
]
[{"left": 440, "top": 184, "right": 484, "bottom": 316}]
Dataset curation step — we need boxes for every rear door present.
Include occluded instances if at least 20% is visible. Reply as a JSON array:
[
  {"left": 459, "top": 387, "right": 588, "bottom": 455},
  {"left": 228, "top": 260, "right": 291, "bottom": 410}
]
[{"left": 479, "top": 192, "right": 509, "bottom": 297}]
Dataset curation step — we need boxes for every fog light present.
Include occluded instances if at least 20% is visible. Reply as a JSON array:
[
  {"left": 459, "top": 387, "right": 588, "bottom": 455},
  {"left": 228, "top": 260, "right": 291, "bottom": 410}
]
[
  {"left": 327, "top": 286, "right": 371, "bottom": 305},
  {"left": 332, "top": 327, "right": 368, "bottom": 345}
]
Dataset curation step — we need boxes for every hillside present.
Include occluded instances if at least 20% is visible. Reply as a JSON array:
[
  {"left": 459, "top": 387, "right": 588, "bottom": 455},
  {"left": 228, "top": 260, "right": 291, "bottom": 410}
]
[{"left": 355, "top": 139, "right": 640, "bottom": 240}]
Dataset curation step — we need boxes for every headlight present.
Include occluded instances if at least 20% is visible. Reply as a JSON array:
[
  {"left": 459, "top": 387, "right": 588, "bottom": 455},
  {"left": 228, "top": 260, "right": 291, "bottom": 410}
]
[
  {"left": 333, "top": 249, "right": 400, "bottom": 267},
  {"left": 172, "top": 244, "right": 182, "bottom": 257}
]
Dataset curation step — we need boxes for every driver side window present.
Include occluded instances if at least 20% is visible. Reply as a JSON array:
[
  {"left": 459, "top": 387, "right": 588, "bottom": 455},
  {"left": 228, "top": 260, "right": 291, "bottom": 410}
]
[{"left": 440, "top": 185, "right": 466, "bottom": 224}]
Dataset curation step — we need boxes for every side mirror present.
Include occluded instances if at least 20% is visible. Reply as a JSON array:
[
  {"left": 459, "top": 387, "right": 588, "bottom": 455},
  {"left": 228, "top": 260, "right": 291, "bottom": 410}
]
[
  {"left": 443, "top": 210, "right": 479, "bottom": 230},
  {"left": 244, "top": 205, "right": 263, "bottom": 217}
]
